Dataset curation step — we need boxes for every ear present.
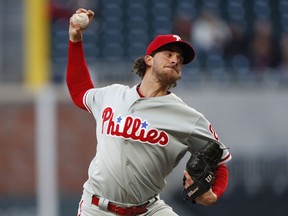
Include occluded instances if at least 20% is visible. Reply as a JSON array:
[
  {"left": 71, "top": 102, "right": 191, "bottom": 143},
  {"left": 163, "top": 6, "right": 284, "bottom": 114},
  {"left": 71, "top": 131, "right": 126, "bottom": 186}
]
[{"left": 144, "top": 55, "right": 153, "bottom": 67}]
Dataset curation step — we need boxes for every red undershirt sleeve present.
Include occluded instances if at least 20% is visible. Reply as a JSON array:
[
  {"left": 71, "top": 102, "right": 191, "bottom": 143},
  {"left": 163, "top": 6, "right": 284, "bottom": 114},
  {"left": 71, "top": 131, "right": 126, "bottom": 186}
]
[
  {"left": 66, "top": 40, "right": 94, "bottom": 110},
  {"left": 212, "top": 163, "right": 229, "bottom": 199}
]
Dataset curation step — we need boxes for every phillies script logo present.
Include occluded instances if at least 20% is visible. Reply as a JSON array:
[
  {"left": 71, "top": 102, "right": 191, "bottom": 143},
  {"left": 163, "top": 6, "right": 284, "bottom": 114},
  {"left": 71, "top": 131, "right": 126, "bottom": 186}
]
[{"left": 101, "top": 107, "right": 169, "bottom": 146}]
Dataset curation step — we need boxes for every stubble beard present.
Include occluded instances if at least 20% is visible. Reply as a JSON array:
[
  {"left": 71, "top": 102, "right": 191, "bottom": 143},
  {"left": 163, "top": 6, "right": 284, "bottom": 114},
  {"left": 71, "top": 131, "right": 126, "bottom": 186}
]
[{"left": 152, "top": 66, "right": 182, "bottom": 89}]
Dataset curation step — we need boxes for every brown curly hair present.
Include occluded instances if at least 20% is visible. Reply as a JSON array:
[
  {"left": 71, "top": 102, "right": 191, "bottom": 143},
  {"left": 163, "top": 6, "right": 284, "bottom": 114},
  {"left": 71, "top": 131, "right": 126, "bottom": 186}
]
[
  {"left": 131, "top": 56, "right": 147, "bottom": 79},
  {"left": 131, "top": 50, "right": 157, "bottom": 79}
]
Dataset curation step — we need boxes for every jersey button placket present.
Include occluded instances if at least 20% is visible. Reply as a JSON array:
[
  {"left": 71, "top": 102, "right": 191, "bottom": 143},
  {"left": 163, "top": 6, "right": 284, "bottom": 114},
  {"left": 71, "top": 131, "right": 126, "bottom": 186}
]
[{"left": 126, "top": 160, "right": 135, "bottom": 198}]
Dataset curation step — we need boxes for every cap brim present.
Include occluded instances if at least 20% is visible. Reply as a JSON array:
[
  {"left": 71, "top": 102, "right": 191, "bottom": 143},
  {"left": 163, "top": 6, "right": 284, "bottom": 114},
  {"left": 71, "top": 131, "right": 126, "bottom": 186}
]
[{"left": 169, "top": 41, "right": 195, "bottom": 64}]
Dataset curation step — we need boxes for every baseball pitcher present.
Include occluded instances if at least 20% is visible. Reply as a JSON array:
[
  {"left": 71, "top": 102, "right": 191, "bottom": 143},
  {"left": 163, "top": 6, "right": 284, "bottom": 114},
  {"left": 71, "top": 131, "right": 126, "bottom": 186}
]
[{"left": 66, "top": 8, "right": 232, "bottom": 216}]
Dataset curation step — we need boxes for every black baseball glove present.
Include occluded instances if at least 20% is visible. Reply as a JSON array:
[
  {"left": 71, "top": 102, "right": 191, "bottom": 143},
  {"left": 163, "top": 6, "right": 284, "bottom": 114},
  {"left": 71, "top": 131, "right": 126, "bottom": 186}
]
[{"left": 182, "top": 142, "right": 223, "bottom": 202}]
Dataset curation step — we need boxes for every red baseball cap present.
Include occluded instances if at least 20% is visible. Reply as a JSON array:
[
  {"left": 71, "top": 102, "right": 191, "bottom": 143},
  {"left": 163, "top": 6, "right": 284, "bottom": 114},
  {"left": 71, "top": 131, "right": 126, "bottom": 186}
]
[{"left": 146, "top": 34, "right": 196, "bottom": 64}]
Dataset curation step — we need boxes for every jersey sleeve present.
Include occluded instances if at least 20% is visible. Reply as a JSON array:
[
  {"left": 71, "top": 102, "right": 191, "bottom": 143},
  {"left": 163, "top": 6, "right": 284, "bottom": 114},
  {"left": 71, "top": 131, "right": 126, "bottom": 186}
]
[
  {"left": 212, "top": 164, "right": 229, "bottom": 198},
  {"left": 83, "top": 88, "right": 102, "bottom": 114},
  {"left": 83, "top": 85, "right": 122, "bottom": 115},
  {"left": 186, "top": 115, "right": 232, "bottom": 164},
  {"left": 66, "top": 40, "right": 94, "bottom": 110},
  {"left": 186, "top": 115, "right": 231, "bottom": 199}
]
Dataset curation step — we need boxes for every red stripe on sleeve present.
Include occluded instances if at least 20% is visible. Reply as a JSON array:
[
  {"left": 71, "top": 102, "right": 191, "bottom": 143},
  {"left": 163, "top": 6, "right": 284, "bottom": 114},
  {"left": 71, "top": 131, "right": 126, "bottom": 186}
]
[
  {"left": 66, "top": 40, "right": 94, "bottom": 110},
  {"left": 220, "top": 153, "right": 231, "bottom": 163},
  {"left": 212, "top": 164, "right": 229, "bottom": 199}
]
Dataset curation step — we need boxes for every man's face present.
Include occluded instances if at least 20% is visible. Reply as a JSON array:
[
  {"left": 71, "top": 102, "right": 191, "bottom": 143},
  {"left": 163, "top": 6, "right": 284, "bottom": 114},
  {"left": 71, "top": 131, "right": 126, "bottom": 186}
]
[{"left": 151, "top": 46, "right": 184, "bottom": 87}]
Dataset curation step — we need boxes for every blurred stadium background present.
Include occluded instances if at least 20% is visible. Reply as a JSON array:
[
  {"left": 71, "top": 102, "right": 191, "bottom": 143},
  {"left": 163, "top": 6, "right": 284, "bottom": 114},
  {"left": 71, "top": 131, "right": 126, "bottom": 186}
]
[{"left": 0, "top": 0, "right": 288, "bottom": 215}]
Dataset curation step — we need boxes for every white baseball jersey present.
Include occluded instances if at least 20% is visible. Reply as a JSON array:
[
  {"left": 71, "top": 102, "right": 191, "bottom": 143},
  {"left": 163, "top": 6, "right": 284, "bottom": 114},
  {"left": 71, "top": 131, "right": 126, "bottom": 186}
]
[{"left": 82, "top": 84, "right": 231, "bottom": 205}]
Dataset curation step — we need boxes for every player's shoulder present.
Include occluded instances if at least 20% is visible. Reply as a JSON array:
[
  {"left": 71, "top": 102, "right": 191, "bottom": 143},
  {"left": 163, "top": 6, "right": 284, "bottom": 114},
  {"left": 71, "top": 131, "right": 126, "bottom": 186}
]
[
  {"left": 105, "top": 83, "right": 129, "bottom": 90},
  {"left": 170, "top": 93, "right": 203, "bottom": 116},
  {"left": 86, "top": 84, "right": 131, "bottom": 100},
  {"left": 94, "top": 83, "right": 130, "bottom": 93}
]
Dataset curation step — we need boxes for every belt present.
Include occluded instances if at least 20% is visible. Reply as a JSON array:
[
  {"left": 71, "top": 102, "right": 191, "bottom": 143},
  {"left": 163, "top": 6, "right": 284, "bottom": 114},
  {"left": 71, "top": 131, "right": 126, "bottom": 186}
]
[{"left": 91, "top": 195, "right": 149, "bottom": 216}]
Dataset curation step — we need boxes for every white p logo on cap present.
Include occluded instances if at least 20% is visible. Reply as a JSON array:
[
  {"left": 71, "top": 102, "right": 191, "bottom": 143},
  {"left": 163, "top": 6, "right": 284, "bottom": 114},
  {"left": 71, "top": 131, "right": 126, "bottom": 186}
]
[{"left": 173, "top": 35, "right": 181, "bottom": 41}]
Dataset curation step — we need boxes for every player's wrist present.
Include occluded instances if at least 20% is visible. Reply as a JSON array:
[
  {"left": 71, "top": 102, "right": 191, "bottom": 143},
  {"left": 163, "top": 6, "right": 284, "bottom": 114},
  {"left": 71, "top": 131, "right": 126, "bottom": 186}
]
[
  {"left": 69, "top": 33, "right": 83, "bottom": 43},
  {"left": 195, "top": 189, "right": 217, "bottom": 206}
]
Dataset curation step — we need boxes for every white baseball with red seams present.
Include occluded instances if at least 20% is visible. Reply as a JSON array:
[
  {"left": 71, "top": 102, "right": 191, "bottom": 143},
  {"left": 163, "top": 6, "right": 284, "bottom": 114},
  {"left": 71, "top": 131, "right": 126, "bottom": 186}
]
[{"left": 72, "top": 13, "right": 89, "bottom": 28}]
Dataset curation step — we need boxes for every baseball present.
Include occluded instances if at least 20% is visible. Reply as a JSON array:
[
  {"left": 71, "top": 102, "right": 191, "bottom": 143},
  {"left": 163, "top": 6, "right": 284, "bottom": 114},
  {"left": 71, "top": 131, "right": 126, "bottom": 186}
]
[{"left": 72, "top": 13, "right": 89, "bottom": 28}]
